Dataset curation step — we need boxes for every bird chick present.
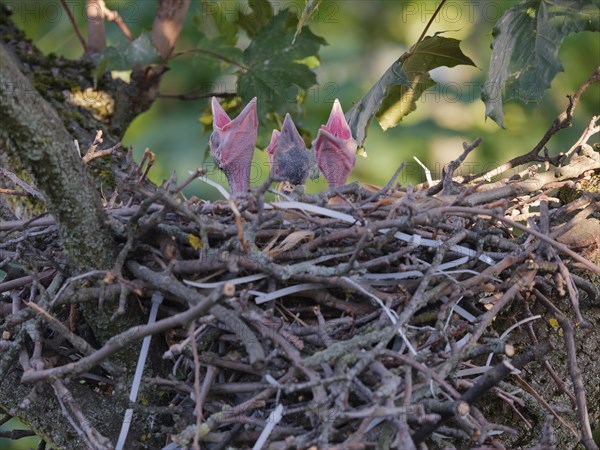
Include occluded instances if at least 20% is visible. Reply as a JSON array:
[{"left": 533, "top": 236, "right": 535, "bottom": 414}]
[
  {"left": 312, "top": 99, "right": 358, "bottom": 188},
  {"left": 266, "top": 113, "right": 310, "bottom": 186},
  {"left": 210, "top": 97, "right": 258, "bottom": 193}
]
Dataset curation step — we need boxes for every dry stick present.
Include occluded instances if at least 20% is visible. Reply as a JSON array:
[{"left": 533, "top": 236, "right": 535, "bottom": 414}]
[
  {"left": 0, "top": 167, "right": 45, "bottom": 201},
  {"left": 466, "top": 66, "right": 600, "bottom": 183},
  {"left": 52, "top": 379, "right": 112, "bottom": 450},
  {"left": 470, "top": 270, "right": 536, "bottom": 344},
  {"left": 0, "top": 270, "right": 55, "bottom": 294},
  {"left": 411, "top": 341, "right": 551, "bottom": 444},
  {"left": 188, "top": 323, "right": 202, "bottom": 450},
  {"left": 23, "top": 301, "right": 120, "bottom": 375},
  {"left": 436, "top": 206, "right": 600, "bottom": 276},
  {"left": 0, "top": 188, "right": 29, "bottom": 196},
  {"left": 534, "top": 289, "right": 598, "bottom": 450},
  {"left": 197, "top": 365, "right": 218, "bottom": 419},
  {"left": 360, "top": 161, "right": 407, "bottom": 205},
  {"left": 428, "top": 138, "right": 483, "bottom": 196},
  {"left": 20, "top": 273, "right": 220, "bottom": 384},
  {"left": 130, "top": 260, "right": 266, "bottom": 369},
  {"left": 521, "top": 301, "right": 578, "bottom": 406},
  {"left": 565, "top": 115, "right": 600, "bottom": 157},
  {"left": 81, "top": 131, "right": 121, "bottom": 164},
  {"left": 211, "top": 304, "right": 265, "bottom": 370},
  {"left": 512, "top": 374, "right": 580, "bottom": 439}
]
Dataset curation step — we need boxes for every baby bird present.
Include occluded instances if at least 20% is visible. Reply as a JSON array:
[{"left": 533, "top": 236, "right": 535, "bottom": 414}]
[
  {"left": 266, "top": 113, "right": 310, "bottom": 186},
  {"left": 210, "top": 97, "right": 258, "bottom": 193},
  {"left": 312, "top": 99, "right": 358, "bottom": 188}
]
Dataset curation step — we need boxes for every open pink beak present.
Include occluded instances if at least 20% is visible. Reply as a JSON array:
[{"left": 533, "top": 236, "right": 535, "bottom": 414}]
[
  {"left": 210, "top": 97, "right": 258, "bottom": 193},
  {"left": 266, "top": 114, "right": 310, "bottom": 186},
  {"left": 312, "top": 99, "right": 357, "bottom": 188}
]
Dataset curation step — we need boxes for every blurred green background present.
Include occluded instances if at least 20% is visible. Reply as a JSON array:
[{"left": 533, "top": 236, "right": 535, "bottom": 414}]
[{"left": 7, "top": 0, "right": 599, "bottom": 202}]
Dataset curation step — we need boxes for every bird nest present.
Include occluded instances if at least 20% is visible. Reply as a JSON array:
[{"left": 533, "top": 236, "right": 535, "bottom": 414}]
[{"left": 1, "top": 119, "right": 599, "bottom": 450}]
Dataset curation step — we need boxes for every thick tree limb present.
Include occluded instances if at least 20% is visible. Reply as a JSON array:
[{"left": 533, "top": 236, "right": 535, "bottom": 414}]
[
  {"left": 151, "top": 0, "right": 191, "bottom": 60},
  {"left": 0, "top": 43, "right": 117, "bottom": 272}
]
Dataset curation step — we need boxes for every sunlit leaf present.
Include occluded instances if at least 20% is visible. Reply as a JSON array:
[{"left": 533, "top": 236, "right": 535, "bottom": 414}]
[
  {"left": 482, "top": 0, "right": 600, "bottom": 128},
  {"left": 378, "top": 37, "right": 475, "bottom": 131},
  {"left": 188, "top": 234, "right": 202, "bottom": 250},
  {"left": 346, "top": 36, "right": 475, "bottom": 147}
]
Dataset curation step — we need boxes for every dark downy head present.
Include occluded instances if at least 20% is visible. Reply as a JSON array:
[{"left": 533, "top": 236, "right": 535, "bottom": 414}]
[
  {"left": 312, "top": 99, "right": 357, "bottom": 188},
  {"left": 266, "top": 113, "right": 310, "bottom": 186},
  {"left": 210, "top": 97, "right": 258, "bottom": 193}
]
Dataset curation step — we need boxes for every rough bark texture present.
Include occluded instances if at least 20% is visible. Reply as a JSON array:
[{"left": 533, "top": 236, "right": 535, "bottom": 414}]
[
  {"left": 0, "top": 43, "right": 117, "bottom": 272},
  {"left": 0, "top": 9, "right": 169, "bottom": 448}
]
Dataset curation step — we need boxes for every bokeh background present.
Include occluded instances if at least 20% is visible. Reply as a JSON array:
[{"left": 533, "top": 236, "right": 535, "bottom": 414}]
[
  {"left": 0, "top": 1, "right": 598, "bottom": 444},
  {"left": 7, "top": 0, "right": 600, "bottom": 200}
]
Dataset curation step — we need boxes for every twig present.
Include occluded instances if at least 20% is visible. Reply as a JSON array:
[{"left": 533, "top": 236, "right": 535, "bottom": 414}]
[
  {"left": 404, "top": 0, "right": 448, "bottom": 61},
  {"left": 60, "top": 0, "right": 86, "bottom": 51},
  {"left": 429, "top": 206, "right": 600, "bottom": 276},
  {"left": 412, "top": 342, "right": 551, "bottom": 444},
  {"left": 466, "top": 67, "right": 600, "bottom": 183},
  {"left": 429, "top": 137, "right": 482, "bottom": 196},
  {"left": 0, "top": 167, "right": 45, "bottom": 201}
]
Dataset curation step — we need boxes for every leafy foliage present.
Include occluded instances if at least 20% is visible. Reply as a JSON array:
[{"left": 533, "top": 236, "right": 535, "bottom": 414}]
[
  {"left": 238, "top": 11, "right": 327, "bottom": 119},
  {"left": 346, "top": 36, "right": 475, "bottom": 148},
  {"left": 237, "top": 0, "right": 274, "bottom": 38},
  {"left": 98, "top": 32, "right": 161, "bottom": 72},
  {"left": 482, "top": 0, "right": 600, "bottom": 127}
]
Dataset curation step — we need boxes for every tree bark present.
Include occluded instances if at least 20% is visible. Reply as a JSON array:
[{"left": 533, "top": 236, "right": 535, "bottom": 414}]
[{"left": 0, "top": 43, "right": 117, "bottom": 272}]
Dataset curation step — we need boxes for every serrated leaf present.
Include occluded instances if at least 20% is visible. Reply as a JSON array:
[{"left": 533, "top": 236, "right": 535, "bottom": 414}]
[
  {"left": 346, "top": 36, "right": 475, "bottom": 147},
  {"left": 482, "top": 0, "right": 600, "bottom": 128},
  {"left": 239, "top": 11, "right": 327, "bottom": 115},
  {"left": 100, "top": 32, "right": 161, "bottom": 72},
  {"left": 238, "top": 0, "right": 273, "bottom": 38}
]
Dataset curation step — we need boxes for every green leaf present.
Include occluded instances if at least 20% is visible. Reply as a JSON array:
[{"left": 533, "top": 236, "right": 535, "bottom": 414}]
[
  {"left": 237, "top": 0, "right": 274, "bottom": 38},
  {"left": 378, "top": 36, "right": 475, "bottom": 131},
  {"left": 99, "top": 32, "right": 161, "bottom": 72},
  {"left": 346, "top": 36, "right": 476, "bottom": 147},
  {"left": 238, "top": 11, "right": 327, "bottom": 116},
  {"left": 0, "top": 269, "right": 6, "bottom": 283},
  {"left": 482, "top": 0, "right": 600, "bottom": 128}
]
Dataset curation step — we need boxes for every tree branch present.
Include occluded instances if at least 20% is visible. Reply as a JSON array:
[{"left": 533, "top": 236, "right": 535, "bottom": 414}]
[
  {"left": 0, "top": 43, "right": 117, "bottom": 272},
  {"left": 151, "top": 0, "right": 191, "bottom": 60}
]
